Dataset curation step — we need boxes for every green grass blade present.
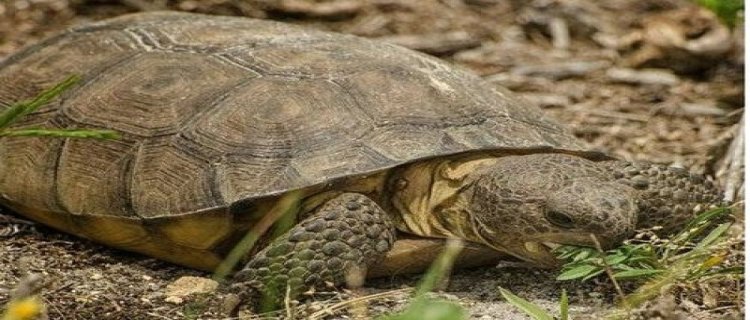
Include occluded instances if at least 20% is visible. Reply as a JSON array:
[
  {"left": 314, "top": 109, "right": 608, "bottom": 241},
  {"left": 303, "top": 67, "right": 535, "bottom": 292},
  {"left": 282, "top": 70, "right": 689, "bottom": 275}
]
[
  {"left": 0, "top": 128, "right": 120, "bottom": 139},
  {"left": 0, "top": 103, "right": 33, "bottom": 131},
  {"left": 0, "top": 75, "right": 80, "bottom": 129},
  {"left": 380, "top": 299, "right": 467, "bottom": 320},
  {"left": 380, "top": 240, "right": 467, "bottom": 320},
  {"left": 695, "top": 223, "right": 731, "bottom": 249},
  {"left": 559, "top": 289, "right": 568, "bottom": 320},
  {"left": 684, "top": 207, "right": 729, "bottom": 231},
  {"left": 415, "top": 239, "right": 463, "bottom": 297},
  {"left": 556, "top": 264, "right": 600, "bottom": 281},
  {"left": 499, "top": 287, "right": 554, "bottom": 320},
  {"left": 581, "top": 269, "right": 606, "bottom": 281},
  {"left": 212, "top": 191, "right": 302, "bottom": 282}
]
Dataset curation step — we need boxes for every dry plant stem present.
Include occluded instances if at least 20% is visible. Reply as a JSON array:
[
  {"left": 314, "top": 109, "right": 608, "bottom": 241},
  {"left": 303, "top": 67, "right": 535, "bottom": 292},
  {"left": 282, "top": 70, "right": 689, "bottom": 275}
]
[
  {"left": 719, "top": 118, "right": 743, "bottom": 202},
  {"left": 589, "top": 234, "right": 626, "bottom": 302},
  {"left": 285, "top": 284, "right": 294, "bottom": 320},
  {"left": 308, "top": 288, "right": 413, "bottom": 319}
]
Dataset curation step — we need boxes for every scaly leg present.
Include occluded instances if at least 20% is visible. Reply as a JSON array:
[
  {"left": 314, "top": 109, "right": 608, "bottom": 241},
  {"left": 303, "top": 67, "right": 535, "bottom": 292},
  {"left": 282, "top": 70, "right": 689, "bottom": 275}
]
[{"left": 231, "top": 193, "right": 396, "bottom": 307}]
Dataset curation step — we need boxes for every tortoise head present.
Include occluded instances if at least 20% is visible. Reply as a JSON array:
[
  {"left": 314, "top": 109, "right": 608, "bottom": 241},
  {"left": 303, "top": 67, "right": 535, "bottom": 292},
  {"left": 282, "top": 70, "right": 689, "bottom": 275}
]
[{"left": 461, "top": 154, "right": 639, "bottom": 267}]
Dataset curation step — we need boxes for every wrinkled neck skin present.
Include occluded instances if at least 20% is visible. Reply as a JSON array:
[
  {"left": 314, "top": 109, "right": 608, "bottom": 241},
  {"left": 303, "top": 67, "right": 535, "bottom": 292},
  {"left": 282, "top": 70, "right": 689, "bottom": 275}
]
[
  {"left": 388, "top": 153, "right": 722, "bottom": 267},
  {"left": 598, "top": 160, "right": 723, "bottom": 234},
  {"left": 387, "top": 156, "right": 498, "bottom": 244}
]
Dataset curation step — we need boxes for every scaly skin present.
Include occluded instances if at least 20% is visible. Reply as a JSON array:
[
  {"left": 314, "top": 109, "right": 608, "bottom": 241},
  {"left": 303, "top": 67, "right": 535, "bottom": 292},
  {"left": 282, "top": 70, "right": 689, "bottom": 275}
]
[
  {"left": 601, "top": 160, "right": 723, "bottom": 234},
  {"left": 231, "top": 153, "right": 722, "bottom": 307},
  {"left": 459, "top": 154, "right": 722, "bottom": 265},
  {"left": 231, "top": 193, "right": 396, "bottom": 308}
]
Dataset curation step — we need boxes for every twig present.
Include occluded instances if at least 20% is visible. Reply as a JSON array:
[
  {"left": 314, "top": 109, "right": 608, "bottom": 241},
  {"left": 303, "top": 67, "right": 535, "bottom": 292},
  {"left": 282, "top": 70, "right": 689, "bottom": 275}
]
[
  {"left": 284, "top": 284, "right": 294, "bottom": 320},
  {"left": 717, "top": 118, "right": 744, "bottom": 202},
  {"left": 308, "top": 288, "right": 413, "bottom": 319},
  {"left": 589, "top": 234, "right": 626, "bottom": 303}
]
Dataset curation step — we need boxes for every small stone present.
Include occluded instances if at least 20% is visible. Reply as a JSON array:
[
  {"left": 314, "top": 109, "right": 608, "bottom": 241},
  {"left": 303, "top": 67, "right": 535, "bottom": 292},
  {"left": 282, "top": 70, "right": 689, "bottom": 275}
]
[
  {"left": 165, "top": 296, "right": 184, "bottom": 305},
  {"left": 164, "top": 276, "right": 219, "bottom": 305},
  {"left": 90, "top": 273, "right": 103, "bottom": 280}
]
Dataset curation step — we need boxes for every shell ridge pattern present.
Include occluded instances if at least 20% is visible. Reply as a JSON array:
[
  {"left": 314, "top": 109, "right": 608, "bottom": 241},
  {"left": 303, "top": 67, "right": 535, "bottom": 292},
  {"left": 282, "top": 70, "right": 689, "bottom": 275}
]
[
  {"left": 59, "top": 52, "right": 147, "bottom": 127},
  {"left": 325, "top": 79, "right": 377, "bottom": 134},
  {"left": 129, "top": 142, "right": 146, "bottom": 219},
  {"left": 124, "top": 28, "right": 161, "bottom": 51},
  {"left": 173, "top": 76, "right": 263, "bottom": 152},
  {"left": 0, "top": 12, "right": 596, "bottom": 219},
  {"left": 213, "top": 53, "right": 266, "bottom": 74}
]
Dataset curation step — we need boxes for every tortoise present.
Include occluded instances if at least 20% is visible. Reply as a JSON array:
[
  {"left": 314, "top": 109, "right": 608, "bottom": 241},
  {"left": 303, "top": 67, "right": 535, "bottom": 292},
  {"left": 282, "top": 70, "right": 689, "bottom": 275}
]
[{"left": 0, "top": 12, "right": 721, "bottom": 302}]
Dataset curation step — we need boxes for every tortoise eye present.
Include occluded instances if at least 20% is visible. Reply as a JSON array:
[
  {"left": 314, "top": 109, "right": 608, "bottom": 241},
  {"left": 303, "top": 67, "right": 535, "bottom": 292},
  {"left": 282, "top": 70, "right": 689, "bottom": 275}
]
[{"left": 545, "top": 209, "right": 576, "bottom": 229}]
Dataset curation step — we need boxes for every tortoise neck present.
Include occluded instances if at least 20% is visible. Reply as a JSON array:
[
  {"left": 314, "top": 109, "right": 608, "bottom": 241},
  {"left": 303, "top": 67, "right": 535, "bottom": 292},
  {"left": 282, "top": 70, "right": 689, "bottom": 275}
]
[
  {"left": 600, "top": 160, "right": 723, "bottom": 234},
  {"left": 385, "top": 156, "right": 503, "bottom": 243}
]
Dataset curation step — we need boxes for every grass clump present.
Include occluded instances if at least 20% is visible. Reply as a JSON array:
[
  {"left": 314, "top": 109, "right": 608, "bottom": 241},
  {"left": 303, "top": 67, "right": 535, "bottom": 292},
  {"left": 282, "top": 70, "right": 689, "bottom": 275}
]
[
  {"left": 554, "top": 207, "right": 738, "bottom": 285},
  {"left": 501, "top": 206, "right": 742, "bottom": 319}
]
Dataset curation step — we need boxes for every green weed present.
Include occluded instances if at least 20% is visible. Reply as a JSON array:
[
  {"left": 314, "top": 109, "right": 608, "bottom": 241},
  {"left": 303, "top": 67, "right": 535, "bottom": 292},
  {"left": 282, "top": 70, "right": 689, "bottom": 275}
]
[
  {"left": 554, "top": 207, "right": 736, "bottom": 284},
  {"left": 501, "top": 206, "right": 742, "bottom": 319}
]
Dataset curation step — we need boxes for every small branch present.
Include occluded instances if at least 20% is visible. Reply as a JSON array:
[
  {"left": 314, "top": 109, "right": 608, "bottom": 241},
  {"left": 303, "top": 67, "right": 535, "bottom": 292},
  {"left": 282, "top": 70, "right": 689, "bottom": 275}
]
[
  {"left": 589, "top": 234, "right": 626, "bottom": 303},
  {"left": 718, "top": 118, "right": 744, "bottom": 202}
]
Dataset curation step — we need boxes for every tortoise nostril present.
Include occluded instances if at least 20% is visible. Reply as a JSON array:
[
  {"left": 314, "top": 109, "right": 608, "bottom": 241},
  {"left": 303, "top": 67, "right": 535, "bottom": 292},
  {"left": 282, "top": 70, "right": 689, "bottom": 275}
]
[{"left": 545, "top": 209, "right": 576, "bottom": 229}]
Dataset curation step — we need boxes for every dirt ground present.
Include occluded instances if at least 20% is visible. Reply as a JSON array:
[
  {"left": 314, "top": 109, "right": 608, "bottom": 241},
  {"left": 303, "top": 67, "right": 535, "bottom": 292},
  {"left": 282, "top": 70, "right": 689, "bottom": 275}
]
[{"left": 0, "top": 0, "right": 744, "bottom": 319}]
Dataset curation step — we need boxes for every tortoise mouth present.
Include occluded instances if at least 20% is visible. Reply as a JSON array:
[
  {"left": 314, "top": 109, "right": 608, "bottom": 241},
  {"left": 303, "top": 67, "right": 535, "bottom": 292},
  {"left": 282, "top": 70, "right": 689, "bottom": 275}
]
[
  {"left": 516, "top": 241, "right": 561, "bottom": 267},
  {"left": 506, "top": 234, "right": 598, "bottom": 267}
]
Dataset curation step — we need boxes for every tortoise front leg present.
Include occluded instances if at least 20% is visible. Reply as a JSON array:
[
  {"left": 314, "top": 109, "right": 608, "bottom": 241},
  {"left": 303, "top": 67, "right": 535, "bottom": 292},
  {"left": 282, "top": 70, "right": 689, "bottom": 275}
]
[{"left": 231, "top": 193, "right": 396, "bottom": 307}]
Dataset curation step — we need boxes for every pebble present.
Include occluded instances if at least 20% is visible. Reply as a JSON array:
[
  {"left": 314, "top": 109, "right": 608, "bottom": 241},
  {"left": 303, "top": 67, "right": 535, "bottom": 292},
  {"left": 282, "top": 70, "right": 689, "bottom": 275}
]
[{"left": 164, "top": 276, "right": 218, "bottom": 305}]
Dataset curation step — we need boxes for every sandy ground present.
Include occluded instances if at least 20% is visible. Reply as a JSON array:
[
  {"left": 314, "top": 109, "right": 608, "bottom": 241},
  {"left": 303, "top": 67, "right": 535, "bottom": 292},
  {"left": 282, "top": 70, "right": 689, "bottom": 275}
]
[{"left": 0, "top": 0, "right": 744, "bottom": 319}]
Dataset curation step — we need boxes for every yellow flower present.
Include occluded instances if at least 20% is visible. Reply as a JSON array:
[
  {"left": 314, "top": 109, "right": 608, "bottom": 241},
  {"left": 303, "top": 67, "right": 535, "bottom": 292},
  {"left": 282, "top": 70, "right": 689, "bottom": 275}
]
[{"left": 1, "top": 296, "right": 43, "bottom": 320}]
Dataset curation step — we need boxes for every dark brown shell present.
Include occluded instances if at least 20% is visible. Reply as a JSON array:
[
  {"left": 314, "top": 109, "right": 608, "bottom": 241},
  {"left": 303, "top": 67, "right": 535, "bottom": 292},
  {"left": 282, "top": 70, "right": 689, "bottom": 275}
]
[{"left": 0, "top": 12, "right": 595, "bottom": 269}]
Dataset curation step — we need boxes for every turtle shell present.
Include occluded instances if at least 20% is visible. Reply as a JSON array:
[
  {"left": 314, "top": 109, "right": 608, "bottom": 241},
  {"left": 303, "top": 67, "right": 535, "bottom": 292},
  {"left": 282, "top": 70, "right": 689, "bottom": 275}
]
[{"left": 0, "top": 12, "right": 599, "bottom": 269}]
